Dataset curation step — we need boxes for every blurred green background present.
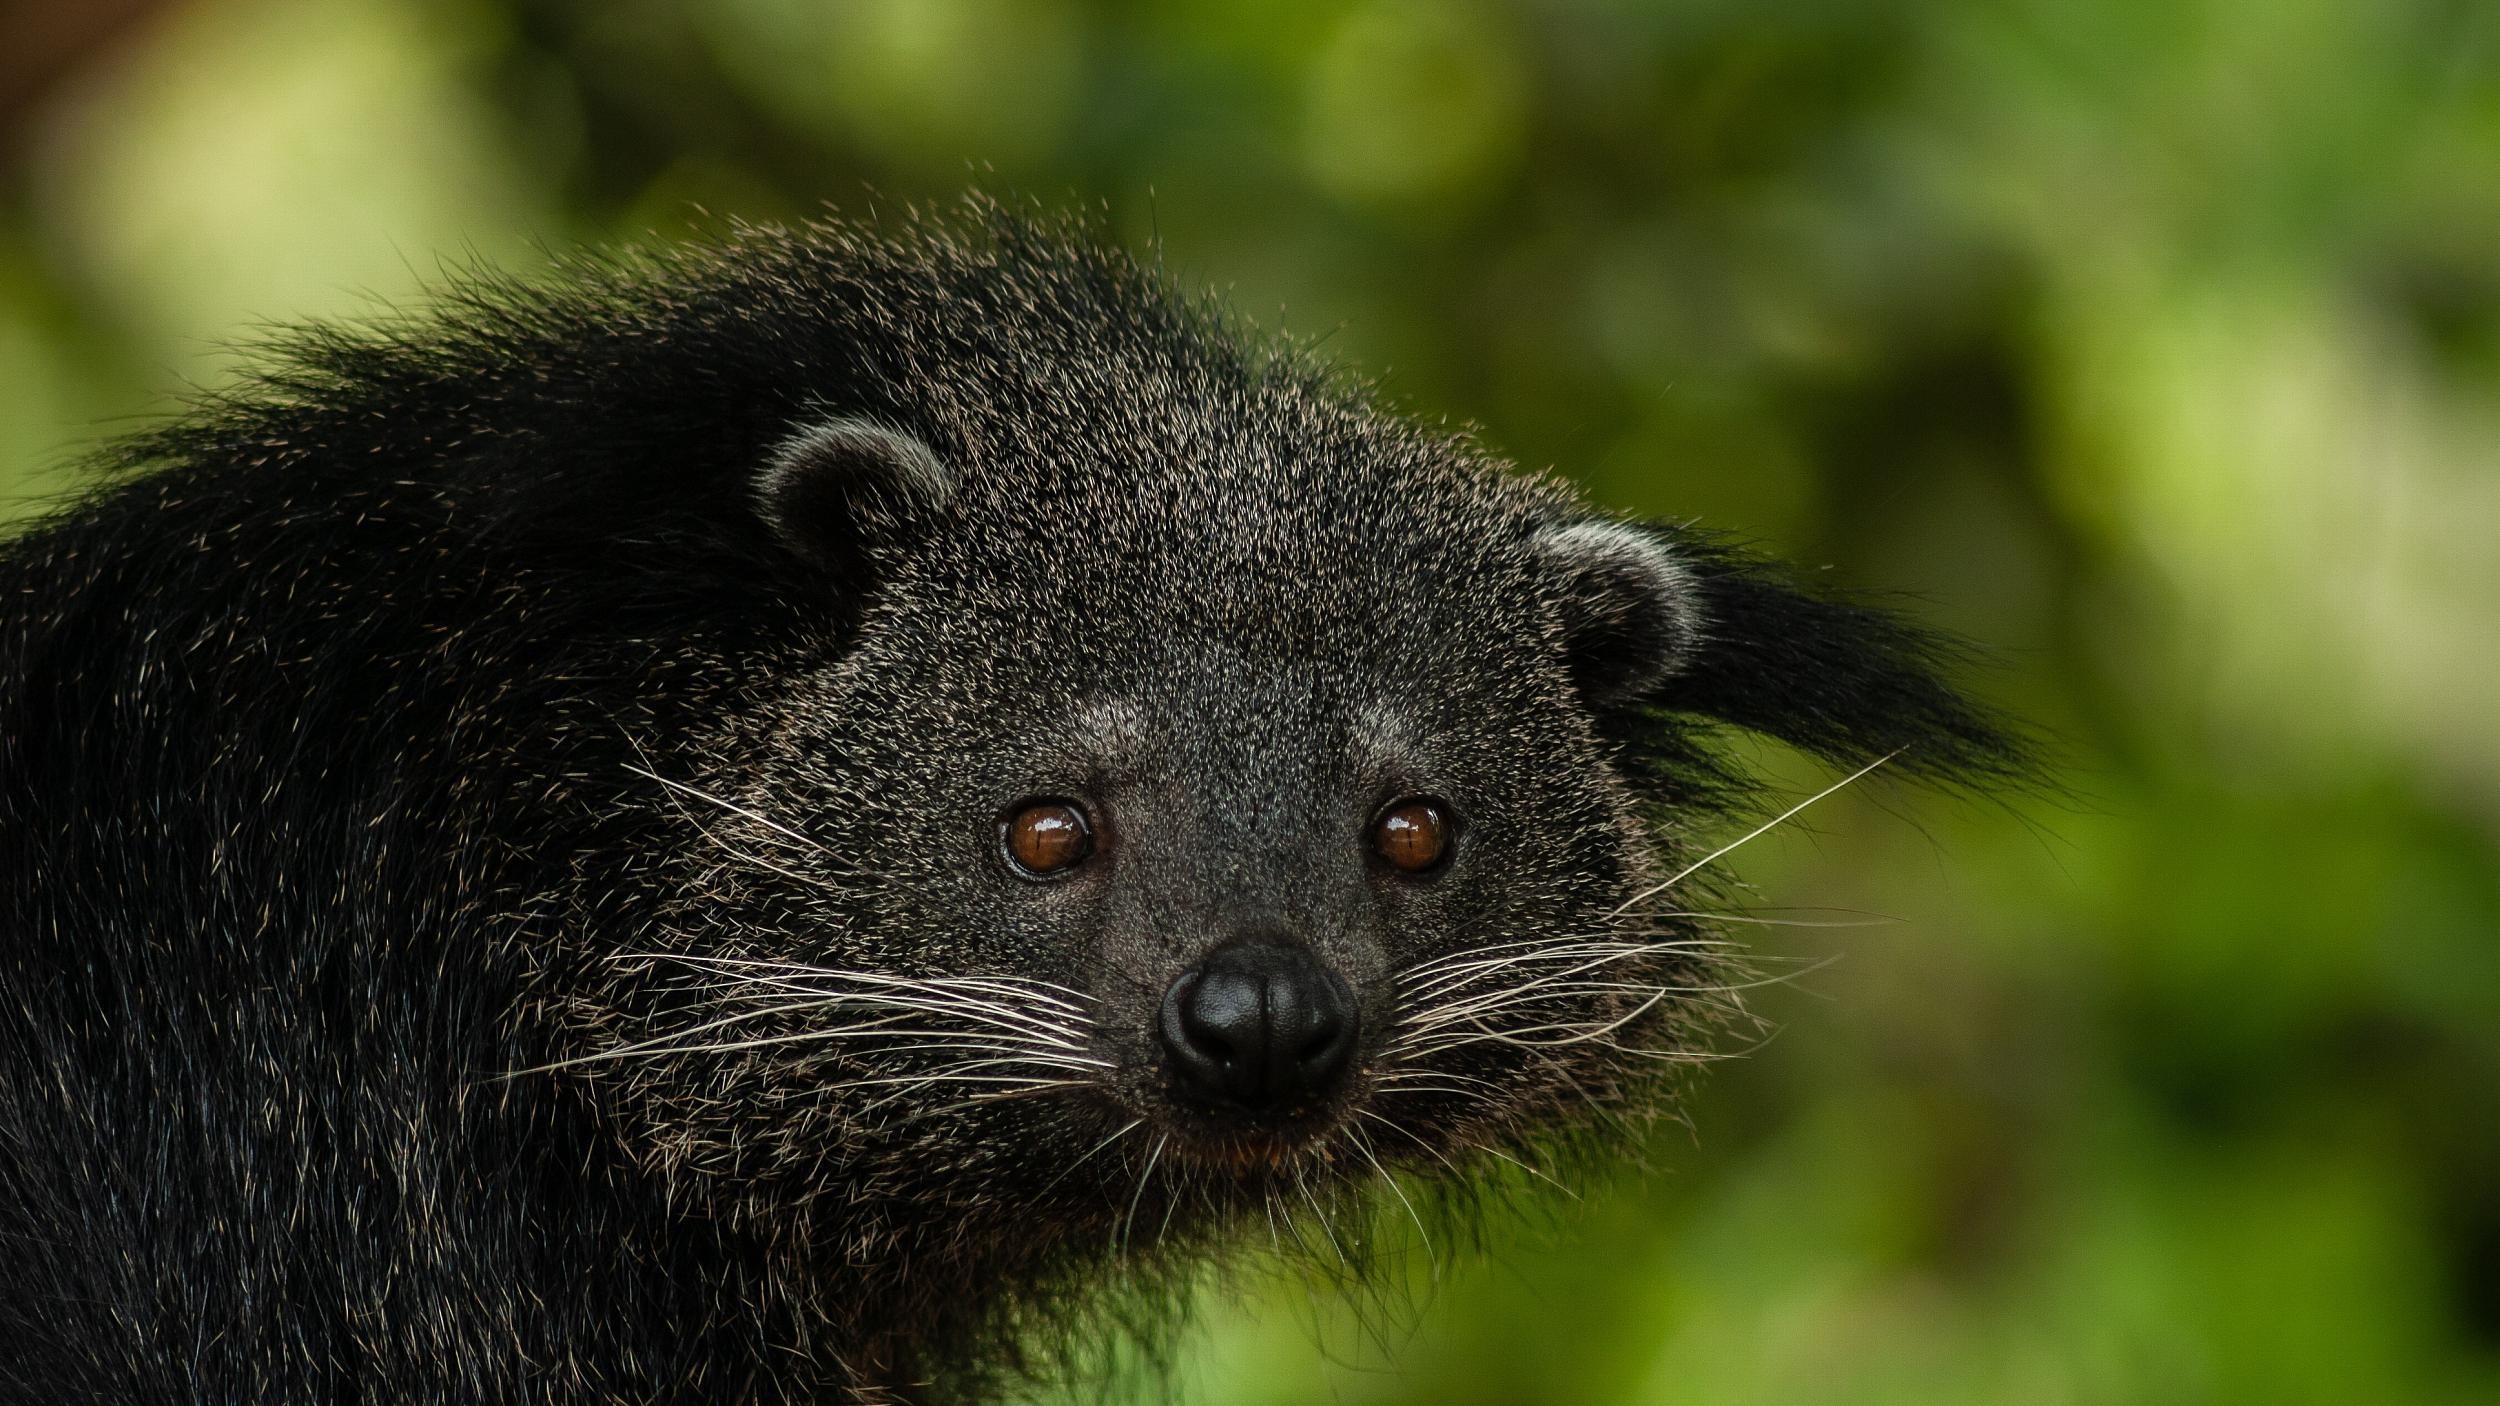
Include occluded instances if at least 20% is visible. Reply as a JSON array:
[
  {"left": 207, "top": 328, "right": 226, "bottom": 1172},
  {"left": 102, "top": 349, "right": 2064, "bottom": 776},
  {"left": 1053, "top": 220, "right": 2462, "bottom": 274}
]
[{"left": 4, "top": 1, "right": 2497, "bottom": 1401}]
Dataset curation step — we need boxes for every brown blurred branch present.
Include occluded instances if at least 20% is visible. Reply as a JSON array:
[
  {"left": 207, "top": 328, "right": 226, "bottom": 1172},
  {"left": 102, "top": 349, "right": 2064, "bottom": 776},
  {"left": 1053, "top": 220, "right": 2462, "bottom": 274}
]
[{"left": 1, "top": 0, "right": 180, "bottom": 157}]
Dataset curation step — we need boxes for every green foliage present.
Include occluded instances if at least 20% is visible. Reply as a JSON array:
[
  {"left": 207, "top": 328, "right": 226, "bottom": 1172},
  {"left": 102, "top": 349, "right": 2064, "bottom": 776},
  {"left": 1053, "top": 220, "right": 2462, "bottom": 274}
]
[{"left": 4, "top": 1, "right": 2496, "bottom": 1400}]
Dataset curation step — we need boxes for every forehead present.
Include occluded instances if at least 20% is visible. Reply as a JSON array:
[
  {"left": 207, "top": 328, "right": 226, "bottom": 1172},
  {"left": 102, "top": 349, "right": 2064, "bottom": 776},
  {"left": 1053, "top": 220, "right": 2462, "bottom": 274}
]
[
  {"left": 946, "top": 443, "right": 1539, "bottom": 643},
  {"left": 873, "top": 566, "right": 1575, "bottom": 830}
]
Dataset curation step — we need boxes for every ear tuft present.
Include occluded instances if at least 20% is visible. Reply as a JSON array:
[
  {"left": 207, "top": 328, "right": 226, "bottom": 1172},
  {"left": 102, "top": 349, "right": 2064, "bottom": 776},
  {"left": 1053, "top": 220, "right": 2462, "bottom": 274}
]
[
  {"left": 1643, "top": 528, "right": 2030, "bottom": 785},
  {"left": 1538, "top": 516, "right": 2028, "bottom": 789},
  {"left": 756, "top": 416, "right": 953, "bottom": 572},
  {"left": 1536, "top": 519, "right": 1706, "bottom": 714}
]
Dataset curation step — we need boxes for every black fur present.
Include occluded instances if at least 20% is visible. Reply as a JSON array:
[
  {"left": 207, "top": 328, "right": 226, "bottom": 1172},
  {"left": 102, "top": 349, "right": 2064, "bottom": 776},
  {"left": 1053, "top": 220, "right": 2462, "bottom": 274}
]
[{"left": 0, "top": 201, "right": 2018, "bottom": 1404}]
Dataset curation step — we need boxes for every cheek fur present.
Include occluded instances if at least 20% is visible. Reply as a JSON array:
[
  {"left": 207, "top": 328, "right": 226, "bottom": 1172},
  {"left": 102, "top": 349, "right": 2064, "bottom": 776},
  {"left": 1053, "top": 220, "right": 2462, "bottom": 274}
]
[{"left": 4, "top": 204, "right": 2017, "bottom": 1404}]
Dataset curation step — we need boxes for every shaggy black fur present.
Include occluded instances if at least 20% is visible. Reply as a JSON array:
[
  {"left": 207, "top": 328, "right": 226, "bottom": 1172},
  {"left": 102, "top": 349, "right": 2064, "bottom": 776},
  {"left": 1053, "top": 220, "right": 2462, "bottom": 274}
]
[{"left": 0, "top": 201, "right": 2018, "bottom": 1404}]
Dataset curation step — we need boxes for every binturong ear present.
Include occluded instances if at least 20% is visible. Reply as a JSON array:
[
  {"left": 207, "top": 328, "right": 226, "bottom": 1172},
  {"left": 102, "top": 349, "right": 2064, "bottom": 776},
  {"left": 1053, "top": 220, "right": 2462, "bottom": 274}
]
[
  {"left": 755, "top": 415, "right": 955, "bottom": 581},
  {"left": 1536, "top": 520, "right": 1707, "bottom": 714},
  {"left": 1535, "top": 518, "right": 2023, "bottom": 784}
]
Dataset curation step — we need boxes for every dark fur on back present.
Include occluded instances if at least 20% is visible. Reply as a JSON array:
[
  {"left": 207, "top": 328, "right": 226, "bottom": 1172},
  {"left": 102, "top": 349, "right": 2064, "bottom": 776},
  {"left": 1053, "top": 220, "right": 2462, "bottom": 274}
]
[{"left": 0, "top": 201, "right": 2018, "bottom": 1403}]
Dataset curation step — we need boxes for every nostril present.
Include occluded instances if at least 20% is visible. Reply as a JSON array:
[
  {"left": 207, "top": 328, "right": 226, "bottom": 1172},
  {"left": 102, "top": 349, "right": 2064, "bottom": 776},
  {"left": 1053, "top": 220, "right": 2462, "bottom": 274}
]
[
  {"left": 1158, "top": 942, "right": 1359, "bottom": 1112},
  {"left": 1295, "top": 1018, "right": 1346, "bottom": 1067},
  {"left": 1172, "top": 967, "right": 1261, "bottom": 1058},
  {"left": 1292, "top": 999, "right": 1347, "bottom": 1056},
  {"left": 1158, "top": 974, "right": 1225, "bottom": 1074}
]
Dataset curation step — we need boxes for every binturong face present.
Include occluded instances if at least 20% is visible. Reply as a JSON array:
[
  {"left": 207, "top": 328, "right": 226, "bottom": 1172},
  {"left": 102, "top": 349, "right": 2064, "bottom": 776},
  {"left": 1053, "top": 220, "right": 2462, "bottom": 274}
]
[
  {"left": 545, "top": 350, "right": 2014, "bottom": 1371},
  {"left": 770, "top": 439, "right": 1682, "bottom": 1193}
]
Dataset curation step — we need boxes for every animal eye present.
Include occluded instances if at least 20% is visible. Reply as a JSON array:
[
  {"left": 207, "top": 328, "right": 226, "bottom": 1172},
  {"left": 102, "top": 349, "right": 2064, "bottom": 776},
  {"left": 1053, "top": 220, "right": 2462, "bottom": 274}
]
[
  {"left": 1003, "top": 799, "right": 1094, "bottom": 878},
  {"left": 1371, "top": 798, "right": 1453, "bottom": 875}
]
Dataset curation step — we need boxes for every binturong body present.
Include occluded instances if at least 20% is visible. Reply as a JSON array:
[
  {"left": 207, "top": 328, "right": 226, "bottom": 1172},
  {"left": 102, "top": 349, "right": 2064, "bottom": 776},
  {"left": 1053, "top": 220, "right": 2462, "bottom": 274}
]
[{"left": 0, "top": 204, "right": 2016, "bottom": 1404}]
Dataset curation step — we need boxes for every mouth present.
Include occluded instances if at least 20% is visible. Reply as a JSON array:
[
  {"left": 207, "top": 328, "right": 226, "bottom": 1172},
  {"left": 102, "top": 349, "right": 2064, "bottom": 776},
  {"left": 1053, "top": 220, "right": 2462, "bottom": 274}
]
[
  {"left": 1175, "top": 1125, "right": 1336, "bottom": 1175},
  {"left": 1151, "top": 1082, "right": 1364, "bottom": 1171}
]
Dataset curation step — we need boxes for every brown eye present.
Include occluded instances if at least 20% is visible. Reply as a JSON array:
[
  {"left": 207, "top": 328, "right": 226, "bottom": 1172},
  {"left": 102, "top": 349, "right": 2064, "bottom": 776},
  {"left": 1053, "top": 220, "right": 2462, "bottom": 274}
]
[
  {"left": 1003, "top": 799, "right": 1093, "bottom": 878},
  {"left": 1372, "top": 798, "right": 1453, "bottom": 875}
]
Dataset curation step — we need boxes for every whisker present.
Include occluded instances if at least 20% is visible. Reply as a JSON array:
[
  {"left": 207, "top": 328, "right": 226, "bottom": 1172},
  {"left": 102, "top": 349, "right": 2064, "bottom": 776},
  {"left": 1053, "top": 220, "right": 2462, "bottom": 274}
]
[
  {"left": 1396, "top": 967, "right": 1770, "bottom": 1030},
  {"left": 890, "top": 1084, "right": 1108, "bottom": 1127},
  {"left": 646, "top": 954, "right": 1097, "bottom": 1007},
  {"left": 836, "top": 1038, "right": 1112, "bottom": 1068},
  {"left": 1397, "top": 943, "right": 1710, "bottom": 1016},
  {"left": 624, "top": 761, "right": 834, "bottom": 858},
  {"left": 496, "top": 1002, "right": 916, "bottom": 1077},
  {"left": 1032, "top": 1118, "right": 1144, "bottom": 1202},
  {"left": 1374, "top": 1068, "right": 1506, "bottom": 1092},
  {"left": 519, "top": 1019, "right": 1104, "bottom": 1073},
  {"left": 1347, "top": 1125, "right": 1432, "bottom": 1260},
  {"left": 1119, "top": 1134, "right": 1169, "bottom": 1257},
  {"left": 1393, "top": 934, "right": 1730, "bottom": 985},
  {"left": 1469, "top": 1141, "right": 1578, "bottom": 1201},
  {"left": 1612, "top": 750, "right": 1899, "bottom": 914},
  {"left": 1371, "top": 1079, "right": 1490, "bottom": 1099},
  {"left": 1399, "top": 988, "right": 1673, "bottom": 1059},
  {"left": 828, "top": 1059, "right": 1106, "bottom": 1091},
  {"left": 844, "top": 1069, "right": 1096, "bottom": 1119},
  {"left": 707, "top": 987, "right": 1095, "bottom": 1050},
  {"left": 625, "top": 958, "right": 1097, "bottom": 1048},
  {"left": 1292, "top": 1161, "right": 1347, "bottom": 1268},
  {"left": 1356, "top": 1108, "right": 1467, "bottom": 1181},
  {"left": 1400, "top": 933, "right": 1728, "bottom": 976},
  {"left": 1649, "top": 911, "right": 1900, "bottom": 930}
]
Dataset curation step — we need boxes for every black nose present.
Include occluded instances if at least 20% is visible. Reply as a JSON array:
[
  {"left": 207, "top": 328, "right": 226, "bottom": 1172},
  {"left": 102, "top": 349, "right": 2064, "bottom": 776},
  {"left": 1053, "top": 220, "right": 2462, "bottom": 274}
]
[{"left": 1159, "top": 942, "right": 1359, "bottom": 1111}]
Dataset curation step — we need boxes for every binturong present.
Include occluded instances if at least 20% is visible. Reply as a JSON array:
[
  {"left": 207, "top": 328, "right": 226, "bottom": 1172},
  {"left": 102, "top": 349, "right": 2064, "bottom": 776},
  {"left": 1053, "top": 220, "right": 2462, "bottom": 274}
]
[{"left": 0, "top": 201, "right": 2022, "bottom": 1404}]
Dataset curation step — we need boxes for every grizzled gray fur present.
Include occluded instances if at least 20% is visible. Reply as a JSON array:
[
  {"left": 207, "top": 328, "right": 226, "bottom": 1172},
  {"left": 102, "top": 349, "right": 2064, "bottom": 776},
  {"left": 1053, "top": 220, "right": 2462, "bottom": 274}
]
[{"left": 0, "top": 201, "right": 2014, "bottom": 1404}]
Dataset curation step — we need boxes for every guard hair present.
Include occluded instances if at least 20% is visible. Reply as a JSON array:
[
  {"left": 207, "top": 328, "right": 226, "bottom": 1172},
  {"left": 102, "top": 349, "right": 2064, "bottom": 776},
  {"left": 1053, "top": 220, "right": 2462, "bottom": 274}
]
[{"left": 0, "top": 196, "right": 2022, "bottom": 1405}]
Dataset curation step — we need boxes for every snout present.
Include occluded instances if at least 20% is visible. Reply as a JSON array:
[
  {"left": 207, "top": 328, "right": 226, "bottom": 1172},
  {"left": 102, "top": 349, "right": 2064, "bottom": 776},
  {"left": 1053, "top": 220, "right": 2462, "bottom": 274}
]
[{"left": 1158, "top": 942, "right": 1358, "bottom": 1113}]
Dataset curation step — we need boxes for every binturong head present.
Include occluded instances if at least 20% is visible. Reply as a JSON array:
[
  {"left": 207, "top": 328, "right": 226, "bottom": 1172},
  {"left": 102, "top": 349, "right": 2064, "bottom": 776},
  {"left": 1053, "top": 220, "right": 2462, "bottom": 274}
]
[{"left": 498, "top": 209, "right": 2026, "bottom": 1393}]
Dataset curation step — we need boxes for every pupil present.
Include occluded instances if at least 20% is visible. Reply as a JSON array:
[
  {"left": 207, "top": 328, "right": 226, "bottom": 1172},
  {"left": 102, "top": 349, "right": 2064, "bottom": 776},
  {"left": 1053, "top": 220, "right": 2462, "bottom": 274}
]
[{"left": 1378, "top": 801, "right": 1446, "bottom": 873}]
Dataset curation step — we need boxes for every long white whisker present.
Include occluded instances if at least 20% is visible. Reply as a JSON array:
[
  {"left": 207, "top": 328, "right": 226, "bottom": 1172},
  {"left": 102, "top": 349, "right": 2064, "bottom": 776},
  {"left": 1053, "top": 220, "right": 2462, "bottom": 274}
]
[
  {"left": 497, "top": 1002, "right": 919, "bottom": 1077},
  {"left": 1357, "top": 1108, "right": 1468, "bottom": 1181},
  {"left": 624, "top": 762, "right": 833, "bottom": 858},
  {"left": 830, "top": 1049, "right": 1107, "bottom": 1082},
  {"left": 628, "top": 959, "right": 1096, "bottom": 1048},
  {"left": 1397, "top": 944, "right": 1707, "bottom": 1018},
  {"left": 1347, "top": 1125, "right": 1431, "bottom": 1261},
  {"left": 1292, "top": 1161, "right": 1347, "bottom": 1268},
  {"left": 843, "top": 1038, "right": 1112, "bottom": 1068},
  {"left": 1033, "top": 1118, "right": 1144, "bottom": 1202},
  {"left": 1410, "top": 948, "right": 1839, "bottom": 1039},
  {"left": 1374, "top": 1067, "right": 1505, "bottom": 1090},
  {"left": 833, "top": 1069, "right": 1092, "bottom": 1092},
  {"left": 645, "top": 954, "right": 1096, "bottom": 1008},
  {"left": 1371, "top": 1079, "right": 1488, "bottom": 1098},
  {"left": 1652, "top": 912, "right": 1897, "bottom": 929},
  {"left": 1395, "top": 987, "right": 1688, "bottom": 1042},
  {"left": 709, "top": 984, "right": 1095, "bottom": 1050},
  {"left": 1120, "top": 1134, "right": 1169, "bottom": 1256},
  {"left": 1393, "top": 938, "right": 1727, "bottom": 1004},
  {"left": 647, "top": 958, "right": 1096, "bottom": 1017},
  {"left": 1613, "top": 750, "right": 1899, "bottom": 915},
  {"left": 1470, "top": 1141, "right": 1578, "bottom": 1200},
  {"left": 1395, "top": 934, "right": 1724, "bottom": 984},
  {"left": 890, "top": 1083, "right": 1095, "bottom": 1123},
  {"left": 1399, "top": 988, "right": 1672, "bottom": 1058},
  {"left": 521, "top": 1019, "right": 1106, "bottom": 1071}
]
